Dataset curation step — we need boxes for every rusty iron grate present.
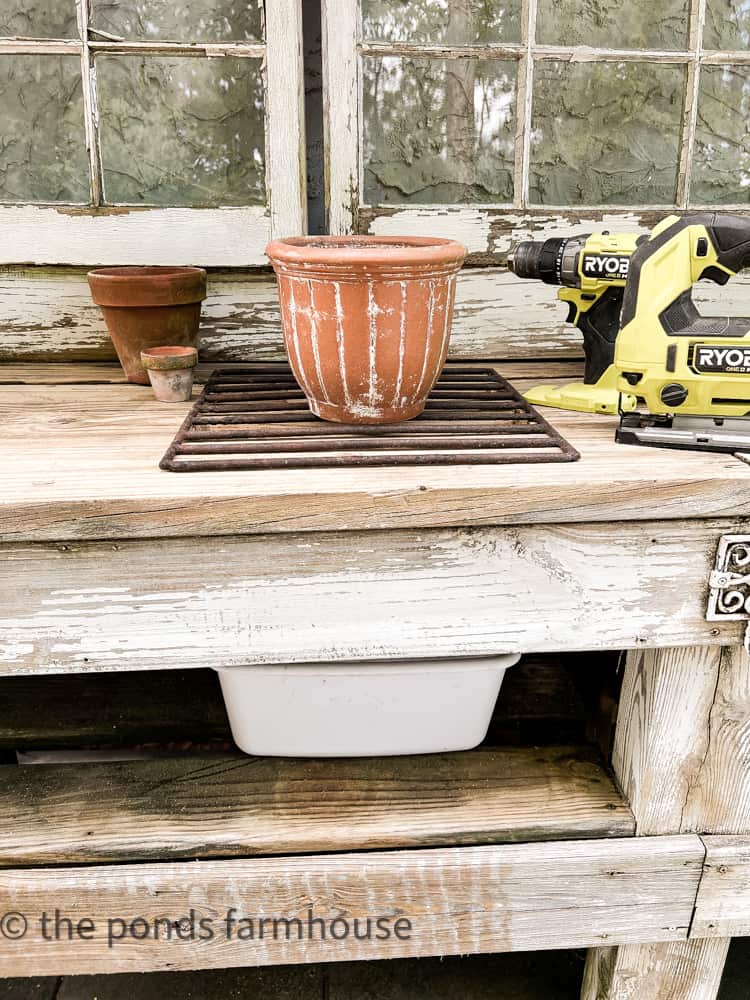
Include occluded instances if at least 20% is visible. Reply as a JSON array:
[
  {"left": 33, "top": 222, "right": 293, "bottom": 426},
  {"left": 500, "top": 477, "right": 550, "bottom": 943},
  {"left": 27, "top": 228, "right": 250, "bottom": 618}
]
[{"left": 160, "top": 363, "right": 580, "bottom": 471}]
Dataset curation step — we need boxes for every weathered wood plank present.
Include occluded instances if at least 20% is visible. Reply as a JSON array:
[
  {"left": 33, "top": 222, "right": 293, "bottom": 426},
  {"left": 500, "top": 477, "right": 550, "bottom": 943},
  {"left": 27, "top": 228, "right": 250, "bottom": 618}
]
[
  {"left": 1, "top": 266, "right": 746, "bottom": 363},
  {"left": 0, "top": 207, "right": 271, "bottom": 268},
  {"left": 612, "top": 646, "right": 750, "bottom": 837},
  {"left": 0, "top": 360, "right": 587, "bottom": 385},
  {"left": 0, "top": 521, "right": 743, "bottom": 674},
  {"left": 362, "top": 207, "right": 750, "bottom": 267},
  {"left": 0, "top": 746, "right": 633, "bottom": 866},
  {"left": 612, "top": 647, "right": 722, "bottom": 836},
  {"left": 692, "top": 836, "right": 750, "bottom": 938},
  {"left": 682, "top": 647, "right": 750, "bottom": 834},
  {"left": 2, "top": 378, "right": 750, "bottom": 542},
  {"left": 583, "top": 644, "right": 750, "bottom": 997},
  {"left": 265, "top": 0, "right": 307, "bottom": 240},
  {"left": 582, "top": 648, "right": 750, "bottom": 1000},
  {"left": 581, "top": 940, "right": 731, "bottom": 1000},
  {"left": 0, "top": 836, "right": 704, "bottom": 976}
]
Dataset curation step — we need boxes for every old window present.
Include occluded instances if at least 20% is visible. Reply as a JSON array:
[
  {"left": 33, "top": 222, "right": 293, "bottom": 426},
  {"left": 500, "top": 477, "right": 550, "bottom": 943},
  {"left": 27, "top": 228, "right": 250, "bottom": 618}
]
[
  {"left": 323, "top": 0, "right": 750, "bottom": 260},
  {"left": 0, "top": 0, "right": 305, "bottom": 265}
]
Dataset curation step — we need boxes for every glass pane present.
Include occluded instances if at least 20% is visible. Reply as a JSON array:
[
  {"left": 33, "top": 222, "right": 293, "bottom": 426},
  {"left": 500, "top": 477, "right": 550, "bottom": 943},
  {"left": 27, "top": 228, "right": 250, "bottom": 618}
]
[
  {"left": 704, "top": 0, "right": 750, "bottom": 49},
  {"left": 361, "top": 0, "right": 521, "bottom": 44},
  {"left": 91, "top": 0, "right": 263, "bottom": 42},
  {"left": 97, "top": 55, "right": 265, "bottom": 207},
  {"left": 529, "top": 61, "right": 685, "bottom": 205},
  {"left": 0, "top": 1, "right": 78, "bottom": 38},
  {"left": 0, "top": 55, "right": 88, "bottom": 202},
  {"left": 363, "top": 56, "right": 516, "bottom": 204},
  {"left": 536, "top": 0, "right": 689, "bottom": 48},
  {"left": 691, "top": 65, "right": 750, "bottom": 204}
]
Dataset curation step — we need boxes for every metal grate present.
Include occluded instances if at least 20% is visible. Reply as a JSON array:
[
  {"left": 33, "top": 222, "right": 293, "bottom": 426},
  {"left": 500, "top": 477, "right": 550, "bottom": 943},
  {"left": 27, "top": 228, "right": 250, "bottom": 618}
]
[{"left": 160, "top": 364, "right": 580, "bottom": 471}]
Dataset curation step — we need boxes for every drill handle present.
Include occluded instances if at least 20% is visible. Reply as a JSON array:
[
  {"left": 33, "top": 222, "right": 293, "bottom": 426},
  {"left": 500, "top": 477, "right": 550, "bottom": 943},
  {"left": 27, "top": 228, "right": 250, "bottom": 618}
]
[{"left": 565, "top": 287, "right": 624, "bottom": 385}]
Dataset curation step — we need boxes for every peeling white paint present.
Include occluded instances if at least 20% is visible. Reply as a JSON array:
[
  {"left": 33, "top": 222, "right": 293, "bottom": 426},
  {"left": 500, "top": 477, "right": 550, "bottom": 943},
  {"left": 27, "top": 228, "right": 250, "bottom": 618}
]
[
  {"left": 369, "top": 208, "right": 492, "bottom": 254},
  {"left": 0, "top": 523, "right": 739, "bottom": 675}
]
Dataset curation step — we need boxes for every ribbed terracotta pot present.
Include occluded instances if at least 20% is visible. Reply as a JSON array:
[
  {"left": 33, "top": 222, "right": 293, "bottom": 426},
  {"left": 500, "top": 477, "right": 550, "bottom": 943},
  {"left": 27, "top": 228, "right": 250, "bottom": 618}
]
[
  {"left": 265, "top": 236, "right": 467, "bottom": 423},
  {"left": 87, "top": 266, "right": 207, "bottom": 385}
]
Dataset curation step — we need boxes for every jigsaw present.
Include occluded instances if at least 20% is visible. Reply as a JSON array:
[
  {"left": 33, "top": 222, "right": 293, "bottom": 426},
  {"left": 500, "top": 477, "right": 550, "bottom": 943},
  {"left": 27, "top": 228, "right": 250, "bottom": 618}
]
[{"left": 509, "top": 213, "right": 750, "bottom": 453}]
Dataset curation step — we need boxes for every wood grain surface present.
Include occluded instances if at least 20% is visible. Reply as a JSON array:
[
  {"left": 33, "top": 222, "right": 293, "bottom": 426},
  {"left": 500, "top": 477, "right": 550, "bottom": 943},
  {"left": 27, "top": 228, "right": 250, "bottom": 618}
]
[
  {"left": 0, "top": 835, "right": 704, "bottom": 976},
  {"left": 0, "top": 746, "right": 633, "bottom": 866},
  {"left": 2, "top": 365, "right": 749, "bottom": 543},
  {"left": 581, "top": 940, "right": 731, "bottom": 1000},
  {"left": 583, "top": 644, "right": 750, "bottom": 996},
  {"left": 692, "top": 836, "right": 750, "bottom": 938},
  {"left": 612, "top": 647, "right": 722, "bottom": 836},
  {"left": 0, "top": 519, "right": 743, "bottom": 674}
]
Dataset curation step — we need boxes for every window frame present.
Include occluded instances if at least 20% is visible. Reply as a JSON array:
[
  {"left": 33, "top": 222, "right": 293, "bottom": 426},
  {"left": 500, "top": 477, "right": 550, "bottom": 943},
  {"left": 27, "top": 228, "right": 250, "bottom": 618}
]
[
  {"left": 0, "top": 0, "right": 306, "bottom": 265},
  {"left": 322, "top": 0, "right": 750, "bottom": 262}
]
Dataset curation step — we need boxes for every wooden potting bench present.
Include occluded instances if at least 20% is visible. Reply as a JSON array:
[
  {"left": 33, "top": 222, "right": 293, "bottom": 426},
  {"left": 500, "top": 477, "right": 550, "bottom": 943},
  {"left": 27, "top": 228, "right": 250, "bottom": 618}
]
[{"left": 2, "top": 348, "right": 750, "bottom": 997}]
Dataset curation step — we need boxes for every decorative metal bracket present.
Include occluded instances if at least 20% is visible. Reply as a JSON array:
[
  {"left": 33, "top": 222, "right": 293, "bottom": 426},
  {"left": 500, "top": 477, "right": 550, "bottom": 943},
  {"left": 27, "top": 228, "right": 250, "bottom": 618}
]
[{"left": 708, "top": 535, "right": 750, "bottom": 653}]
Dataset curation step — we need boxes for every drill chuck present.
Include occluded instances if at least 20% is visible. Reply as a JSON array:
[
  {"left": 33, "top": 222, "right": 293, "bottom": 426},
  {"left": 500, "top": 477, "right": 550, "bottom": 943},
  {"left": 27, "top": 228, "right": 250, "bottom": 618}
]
[{"left": 508, "top": 235, "right": 587, "bottom": 286}]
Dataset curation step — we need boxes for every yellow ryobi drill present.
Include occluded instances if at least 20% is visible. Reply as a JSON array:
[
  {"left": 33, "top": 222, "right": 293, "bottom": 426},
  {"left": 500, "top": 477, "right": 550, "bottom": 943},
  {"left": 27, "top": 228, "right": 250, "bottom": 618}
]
[
  {"left": 507, "top": 230, "right": 641, "bottom": 414},
  {"left": 508, "top": 214, "right": 750, "bottom": 453}
]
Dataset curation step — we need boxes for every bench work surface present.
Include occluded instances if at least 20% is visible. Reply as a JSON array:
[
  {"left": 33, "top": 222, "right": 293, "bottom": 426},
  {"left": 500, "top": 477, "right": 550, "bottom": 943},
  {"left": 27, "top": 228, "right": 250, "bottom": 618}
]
[{"left": 2, "top": 361, "right": 750, "bottom": 543}]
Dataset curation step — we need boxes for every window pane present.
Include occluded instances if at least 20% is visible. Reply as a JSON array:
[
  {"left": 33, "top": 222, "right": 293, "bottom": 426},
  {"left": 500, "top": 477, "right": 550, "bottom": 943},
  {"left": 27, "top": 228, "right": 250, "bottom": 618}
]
[
  {"left": 91, "top": 0, "right": 263, "bottom": 42},
  {"left": 704, "top": 0, "right": 750, "bottom": 49},
  {"left": 691, "top": 65, "right": 750, "bottom": 204},
  {"left": 97, "top": 55, "right": 265, "bottom": 207},
  {"left": 529, "top": 61, "right": 685, "bottom": 205},
  {"left": 536, "top": 0, "right": 689, "bottom": 48},
  {"left": 0, "top": 55, "right": 88, "bottom": 202},
  {"left": 0, "top": 1, "right": 78, "bottom": 38},
  {"left": 363, "top": 56, "right": 516, "bottom": 204},
  {"left": 361, "top": 0, "right": 521, "bottom": 44}
]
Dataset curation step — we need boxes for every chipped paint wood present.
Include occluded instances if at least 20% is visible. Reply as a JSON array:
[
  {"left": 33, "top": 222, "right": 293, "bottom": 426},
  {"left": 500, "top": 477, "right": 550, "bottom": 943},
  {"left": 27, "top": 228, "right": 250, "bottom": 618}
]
[
  {"left": 364, "top": 207, "right": 750, "bottom": 267},
  {"left": 2, "top": 265, "right": 747, "bottom": 363},
  {"left": 692, "top": 836, "right": 750, "bottom": 937},
  {"left": 2, "top": 373, "right": 750, "bottom": 542},
  {"left": 581, "top": 940, "right": 731, "bottom": 1000},
  {"left": 321, "top": 0, "right": 359, "bottom": 234},
  {"left": 265, "top": 0, "right": 307, "bottom": 239},
  {"left": 0, "top": 206, "right": 271, "bottom": 267},
  {"left": 0, "top": 835, "right": 704, "bottom": 976},
  {"left": 0, "top": 746, "right": 633, "bottom": 865},
  {"left": 0, "top": 520, "right": 744, "bottom": 675}
]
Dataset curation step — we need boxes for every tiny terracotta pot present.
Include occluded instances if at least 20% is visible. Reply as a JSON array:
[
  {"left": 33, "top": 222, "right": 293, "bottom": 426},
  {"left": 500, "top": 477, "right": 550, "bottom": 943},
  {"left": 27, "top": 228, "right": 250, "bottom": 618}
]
[
  {"left": 265, "top": 236, "right": 467, "bottom": 424},
  {"left": 141, "top": 346, "right": 198, "bottom": 402},
  {"left": 87, "top": 266, "right": 207, "bottom": 385}
]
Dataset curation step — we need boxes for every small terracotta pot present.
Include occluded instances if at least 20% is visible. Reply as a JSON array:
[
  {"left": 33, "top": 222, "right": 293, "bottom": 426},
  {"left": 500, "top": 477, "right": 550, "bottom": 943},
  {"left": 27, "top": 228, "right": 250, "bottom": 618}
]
[
  {"left": 87, "top": 266, "right": 207, "bottom": 385},
  {"left": 265, "top": 236, "right": 467, "bottom": 424},
  {"left": 141, "top": 346, "right": 198, "bottom": 402}
]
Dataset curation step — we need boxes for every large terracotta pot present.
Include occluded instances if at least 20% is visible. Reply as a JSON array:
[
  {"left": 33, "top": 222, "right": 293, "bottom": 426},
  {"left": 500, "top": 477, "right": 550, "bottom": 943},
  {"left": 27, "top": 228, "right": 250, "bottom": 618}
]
[
  {"left": 265, "top": 236, "right": 467, "bottom": 423},
  {"left": 87, "top": 266, "right": 207, "bottom": 385}
]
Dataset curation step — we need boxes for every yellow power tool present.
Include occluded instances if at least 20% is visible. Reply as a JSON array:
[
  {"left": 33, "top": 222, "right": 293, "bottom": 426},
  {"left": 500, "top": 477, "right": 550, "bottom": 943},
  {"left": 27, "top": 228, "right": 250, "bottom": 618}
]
[
  {"left": 507, "top": 230, "right": 640, "bottom": 414},
  {"left": 615, "top": 213, "right": 750, "bottom": 453}
]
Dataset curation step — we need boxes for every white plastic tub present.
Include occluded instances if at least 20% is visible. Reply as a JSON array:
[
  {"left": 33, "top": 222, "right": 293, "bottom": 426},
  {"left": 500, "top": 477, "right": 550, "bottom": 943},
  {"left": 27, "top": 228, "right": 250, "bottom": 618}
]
[{"left": 215, "top": 654, "right": 520, "bottom": 757}]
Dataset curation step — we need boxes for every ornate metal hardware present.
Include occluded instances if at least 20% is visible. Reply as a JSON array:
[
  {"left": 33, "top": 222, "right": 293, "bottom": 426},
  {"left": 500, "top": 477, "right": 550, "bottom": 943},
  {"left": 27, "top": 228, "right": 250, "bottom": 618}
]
[{"left": 708, "top": 535, "right": 750, "bottom": 652}]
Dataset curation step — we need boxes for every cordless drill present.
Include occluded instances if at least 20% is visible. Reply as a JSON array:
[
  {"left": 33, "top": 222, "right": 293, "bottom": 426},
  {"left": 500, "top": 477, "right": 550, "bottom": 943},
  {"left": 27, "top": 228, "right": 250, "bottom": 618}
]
[{"left": 508, "top": 231, "right": 641, "bottom": 414}]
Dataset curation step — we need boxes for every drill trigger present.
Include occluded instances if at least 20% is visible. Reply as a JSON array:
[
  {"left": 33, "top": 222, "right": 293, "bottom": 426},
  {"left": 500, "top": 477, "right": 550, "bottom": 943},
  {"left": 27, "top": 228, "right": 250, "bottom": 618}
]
[{"left": 566, "top": 301, "right": 578, "bottom": 324}]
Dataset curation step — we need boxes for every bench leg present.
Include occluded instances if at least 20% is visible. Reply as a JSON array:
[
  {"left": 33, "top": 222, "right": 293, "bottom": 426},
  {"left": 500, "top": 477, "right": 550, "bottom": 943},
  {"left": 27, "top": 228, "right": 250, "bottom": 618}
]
[
  {"left": 582, "top": 645, "right": 750, "bottom": 1000},
  {"left": 581, "top": 940, "right": 731, "bottom": 1000}
]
